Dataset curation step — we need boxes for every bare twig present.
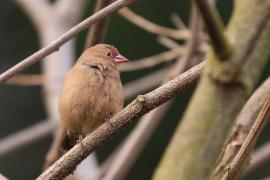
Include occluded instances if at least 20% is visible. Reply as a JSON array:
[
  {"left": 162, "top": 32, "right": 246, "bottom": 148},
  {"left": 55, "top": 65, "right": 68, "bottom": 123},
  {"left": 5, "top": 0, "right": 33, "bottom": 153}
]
[
  {"left": 37, "top": 62, "right": 204, "bottom": 180},
  {"left": 221, "top": 93, "right": 270, "bottom": 180},
  {"left": 244, "top": 141, "right": 270, "bottom": 176},
  {"left": 168, "top": 4, "right": 201, "bottom": 78},
  {"left": 85, "top": 0, "right": 114, "bottom": 48},
  {"left": 0, "top": 0, "right": 135, "bottom": 84},
  {"left": 120, "top": 47, "right": 185, "bottom": 72},
  {"left": 194, "top": 0, "right": 233, "bottom": 61},
  {"left": 157, "top": 36, "right": 181, "bottom": 49},
  {"left": 0, "top": 120, "right": 55, "bottom": 157},
  {"left": 5, "top": 74, "right": 43, "bottom": 86},
  {"left": 170, "top": 13, "right": 187, "bottom": 30},
  {"left": 118, "top": 8, "right": 190, "bottom": 40}
]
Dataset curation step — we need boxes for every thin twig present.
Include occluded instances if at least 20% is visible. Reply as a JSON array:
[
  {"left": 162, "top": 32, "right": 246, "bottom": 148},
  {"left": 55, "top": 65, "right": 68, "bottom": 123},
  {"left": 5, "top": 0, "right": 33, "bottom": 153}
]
[
  {"left": 37, "top": 62, "right": 204, "bottom": 180},
  {"left": 5, "top": 74, "right": 43, "bottom": 86},
  {"left": 118, "top": 8, "right": 190, "bottom": 40},
  {"left": 221, "top": 93, "right": 270, "bottom": 180},
  {"left": 120, "top": 47, "right": 185, "bottom": 72},
  {"left": 85, "top": 0, "right": 114, "bottom": 48},
  {"left": 0, "top": 120, "right": 55, "bottom": 157},
  {"left": 168, "top": 3, "right": 201, "bottom": 79},
  {"left": 0, "top": 0, "right": 135, "bottom": 84},
  {"left": 194, "top": 0, "right": 233, "bottom": 61},
  {"left": 212, "top": 76, "right": 270, "bottom": 179},
  {"left": 157, "top": 36, "right": 181, "bottom": 49},
  {"left": 170, "top": 13, "right": 187, "bottom": 30}
]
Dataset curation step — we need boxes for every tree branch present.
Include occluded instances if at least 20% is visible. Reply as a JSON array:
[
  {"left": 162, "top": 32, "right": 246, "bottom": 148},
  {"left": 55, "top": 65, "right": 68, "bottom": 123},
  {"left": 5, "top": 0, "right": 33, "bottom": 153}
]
[
  {"left": 118, "top": 8, "right": 190, "bottom": 40},
  {"left": 153, "top": 0, "right": 270, "bottom": 179},
  {"left": 221, "top": 93, "right": 270, "bottom": 180},
  {"left": 5, "top": 74, "right": 43, "bottom": 86},
  {"left": 194, "top": 0, "right": 233, "bottom": 61},
  {"left": 37, "top": 62, "right": 204, "bottom": 180},
  {"left": 120, "top": 47, "right": 185, "bottom": 72},
  {"left": 168, "top": 4, "right": 201, "bottom": 78},
  {"left": 85, "top": 0, "right": 114, "bottom": 48},
  {"left": 0, "top": 0, "right": 135, "bottom": 84},
  {"left": 170, "top": 13, "right": 187, "bottom": 30}
]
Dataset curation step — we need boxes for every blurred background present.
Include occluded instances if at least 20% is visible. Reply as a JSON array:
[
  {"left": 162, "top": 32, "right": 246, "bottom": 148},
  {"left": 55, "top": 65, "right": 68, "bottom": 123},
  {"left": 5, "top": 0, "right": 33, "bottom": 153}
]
[{"left": 0, "top": 0, "right": 269, "bottom": 179}]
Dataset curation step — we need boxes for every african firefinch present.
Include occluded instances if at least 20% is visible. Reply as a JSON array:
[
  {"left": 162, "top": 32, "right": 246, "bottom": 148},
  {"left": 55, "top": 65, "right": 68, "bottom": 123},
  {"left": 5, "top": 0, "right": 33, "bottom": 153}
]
[{"left": 59, "top": 44, "right": 128, "bottom": 149}]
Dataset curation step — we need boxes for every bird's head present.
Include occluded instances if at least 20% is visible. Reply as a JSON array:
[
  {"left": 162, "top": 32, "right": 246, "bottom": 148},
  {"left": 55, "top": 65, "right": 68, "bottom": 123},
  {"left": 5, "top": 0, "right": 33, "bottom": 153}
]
[{"left": 87, "top": 44, "right": 128, "bottom": 64}]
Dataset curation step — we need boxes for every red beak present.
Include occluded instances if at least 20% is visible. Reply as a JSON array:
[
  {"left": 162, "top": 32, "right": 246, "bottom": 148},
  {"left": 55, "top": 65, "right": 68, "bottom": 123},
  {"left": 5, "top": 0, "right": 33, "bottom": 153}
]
[{"left": 114, "top": 54, "right": 128, "bottom": 63}]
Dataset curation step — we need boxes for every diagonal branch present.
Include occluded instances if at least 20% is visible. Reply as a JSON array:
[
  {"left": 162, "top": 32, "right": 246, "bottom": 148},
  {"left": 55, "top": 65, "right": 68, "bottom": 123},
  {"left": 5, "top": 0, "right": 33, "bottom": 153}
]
[
  {"left": 212, "top": 76, "right": 270, "bottom": 179},
  {"left": 0, "top": 0, "right": 135, "bottom": 84},
  {"left": 37, "top": 62, "right": 204, "bottom": 180},
  {"left": 221, "top": 93, "right": 270, "bottom": 180},
  {"left": 118, "top": 8, "right": 190, "bottom": 40},
  {"left": 194, "top": 0, "right": 233, "bottom": 61},
  {"left": 120, "top": 47, "right": 185, "bottom": 72}
]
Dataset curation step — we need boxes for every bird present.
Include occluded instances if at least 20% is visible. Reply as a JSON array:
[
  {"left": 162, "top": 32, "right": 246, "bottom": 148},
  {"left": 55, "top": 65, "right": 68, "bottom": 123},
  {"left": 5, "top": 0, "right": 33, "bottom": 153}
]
[{"left": 59, "top": 44, "right": 128, "bottom": 149}]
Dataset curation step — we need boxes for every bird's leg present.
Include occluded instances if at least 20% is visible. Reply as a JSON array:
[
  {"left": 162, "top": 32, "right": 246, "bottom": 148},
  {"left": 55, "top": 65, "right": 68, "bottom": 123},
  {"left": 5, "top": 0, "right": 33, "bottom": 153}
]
[
  {"left": 105, "top": 112, "right": 114, "bottom": 128},
  {"left": 77, "top": 135, "right": 86, "bottom": 151}
]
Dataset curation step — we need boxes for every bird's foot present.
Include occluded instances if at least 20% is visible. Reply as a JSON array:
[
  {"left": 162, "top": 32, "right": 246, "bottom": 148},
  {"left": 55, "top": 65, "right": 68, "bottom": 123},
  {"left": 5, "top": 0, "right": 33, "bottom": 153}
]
[
  {"left": 77, "top": 135, "right": 86, "bottom": 151},
  {"left": 105, "top": 112, "right": 114, "bottom": 128}
]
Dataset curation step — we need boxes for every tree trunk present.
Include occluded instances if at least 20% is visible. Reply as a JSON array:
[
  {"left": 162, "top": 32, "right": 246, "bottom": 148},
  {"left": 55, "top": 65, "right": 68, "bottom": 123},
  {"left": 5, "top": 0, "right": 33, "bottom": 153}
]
[{"left": 153, "top": 0, "right": 270, "bottom": 179}]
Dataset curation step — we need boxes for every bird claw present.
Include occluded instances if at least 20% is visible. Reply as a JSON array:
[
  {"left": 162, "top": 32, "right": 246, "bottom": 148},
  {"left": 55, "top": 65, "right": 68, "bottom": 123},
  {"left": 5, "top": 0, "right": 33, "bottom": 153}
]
[
  {"left": 105, "top": 112, "right": 114, "bottom": 128},
  {"left": 77, "top": 135, "right": 86, "bottom": 151}
]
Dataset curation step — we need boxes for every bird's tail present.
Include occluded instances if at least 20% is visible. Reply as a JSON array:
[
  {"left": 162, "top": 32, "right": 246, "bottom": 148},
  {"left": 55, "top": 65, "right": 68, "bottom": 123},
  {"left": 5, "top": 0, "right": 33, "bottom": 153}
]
[{"left": 43, "top": 127, "right": 75, "bottom": 171}]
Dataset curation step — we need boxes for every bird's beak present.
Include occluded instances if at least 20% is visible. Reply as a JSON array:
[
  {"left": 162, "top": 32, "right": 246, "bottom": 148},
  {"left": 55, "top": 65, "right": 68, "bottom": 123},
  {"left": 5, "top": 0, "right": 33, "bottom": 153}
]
[{"left": 114, "top": 54, "right": 128, "bottom": 63}]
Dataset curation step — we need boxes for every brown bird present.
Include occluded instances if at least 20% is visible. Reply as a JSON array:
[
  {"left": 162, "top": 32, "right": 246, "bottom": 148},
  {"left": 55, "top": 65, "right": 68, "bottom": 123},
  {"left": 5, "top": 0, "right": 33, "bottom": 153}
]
[{"left": 59, "top": 44, "right": 128, "bottom": 149}]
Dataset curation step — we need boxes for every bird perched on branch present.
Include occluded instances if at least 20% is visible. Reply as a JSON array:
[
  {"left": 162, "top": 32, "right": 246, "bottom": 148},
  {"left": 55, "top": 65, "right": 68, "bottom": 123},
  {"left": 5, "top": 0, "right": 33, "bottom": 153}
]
[{"left": 59, "top": 44, "right": 128, "bottom": 149}]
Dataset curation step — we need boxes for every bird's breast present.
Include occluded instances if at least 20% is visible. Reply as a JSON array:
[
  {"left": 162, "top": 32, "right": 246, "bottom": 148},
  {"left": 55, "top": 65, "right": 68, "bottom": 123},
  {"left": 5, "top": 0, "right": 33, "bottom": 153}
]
[{"left": 59, "top": 65, "right": 123, "bottom": 136}]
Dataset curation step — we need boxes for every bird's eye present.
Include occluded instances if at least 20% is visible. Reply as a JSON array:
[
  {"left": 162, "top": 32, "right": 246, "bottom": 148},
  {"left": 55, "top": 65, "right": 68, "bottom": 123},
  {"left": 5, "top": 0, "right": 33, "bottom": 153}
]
[{"left": 106, "top": 52, "right": 111, "bottom": 56}]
